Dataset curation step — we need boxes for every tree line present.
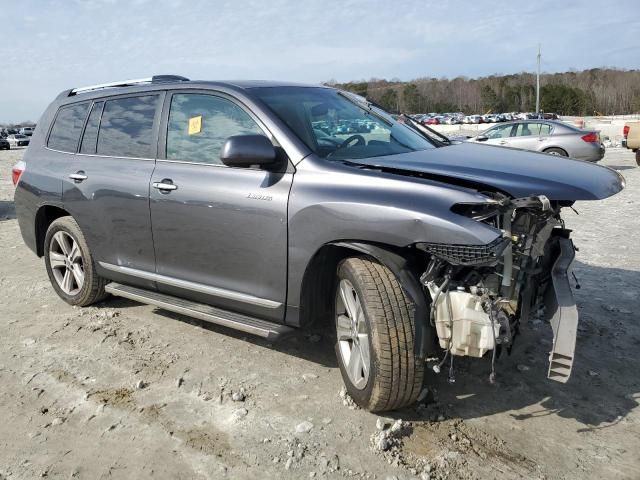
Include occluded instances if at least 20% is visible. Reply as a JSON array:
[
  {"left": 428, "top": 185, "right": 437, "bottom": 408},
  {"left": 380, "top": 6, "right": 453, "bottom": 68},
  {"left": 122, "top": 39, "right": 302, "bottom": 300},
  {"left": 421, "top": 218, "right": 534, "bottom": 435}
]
[{"left": 330, "top": 68, "right": 640, "bottom": 116}]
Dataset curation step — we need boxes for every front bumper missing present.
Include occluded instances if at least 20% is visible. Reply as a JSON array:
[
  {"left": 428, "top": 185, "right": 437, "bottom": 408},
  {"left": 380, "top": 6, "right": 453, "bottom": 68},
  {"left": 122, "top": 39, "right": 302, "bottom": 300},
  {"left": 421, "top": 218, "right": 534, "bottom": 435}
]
[{"left": 544, "top": 237, "right": 578, "bottom": 383}]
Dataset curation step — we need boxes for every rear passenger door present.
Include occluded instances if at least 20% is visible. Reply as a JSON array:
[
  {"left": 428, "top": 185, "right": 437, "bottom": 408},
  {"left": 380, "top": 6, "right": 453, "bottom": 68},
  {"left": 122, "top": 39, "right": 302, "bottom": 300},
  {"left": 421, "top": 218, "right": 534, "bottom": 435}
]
[
  {"left": 149, "top": 91, "right": 292, "bottom": 322},
  {"left": 61, "top": 93, "right": 164, "bottom": 289},
  {"left": 508, "top": 122, "right": 540, "bottom": 151}
]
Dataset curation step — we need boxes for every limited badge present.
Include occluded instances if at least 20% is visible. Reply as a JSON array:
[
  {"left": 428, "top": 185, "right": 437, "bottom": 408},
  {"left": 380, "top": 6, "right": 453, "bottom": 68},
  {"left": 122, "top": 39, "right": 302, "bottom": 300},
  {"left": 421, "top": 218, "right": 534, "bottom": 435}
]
[{"left": 188, "top": 115, "right": 203, "bottom": 135}]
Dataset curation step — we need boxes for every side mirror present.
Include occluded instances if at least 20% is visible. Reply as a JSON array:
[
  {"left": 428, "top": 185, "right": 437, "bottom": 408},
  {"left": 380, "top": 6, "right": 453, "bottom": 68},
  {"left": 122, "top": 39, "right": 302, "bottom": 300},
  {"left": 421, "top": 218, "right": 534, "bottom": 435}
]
[
  {"left": 220, "top": 135, "right": 277, "bottom": 168},
  {"left": 476, "top": 135, "right": 488, "bottom": 142}
]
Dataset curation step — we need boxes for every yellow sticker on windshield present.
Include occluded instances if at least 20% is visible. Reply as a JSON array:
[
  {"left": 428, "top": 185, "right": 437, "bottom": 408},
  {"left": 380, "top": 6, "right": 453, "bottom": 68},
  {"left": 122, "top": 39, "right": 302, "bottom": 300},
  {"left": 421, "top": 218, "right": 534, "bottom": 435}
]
[{"left": 188, "top": 115, "right": 202, "bottom": 135}]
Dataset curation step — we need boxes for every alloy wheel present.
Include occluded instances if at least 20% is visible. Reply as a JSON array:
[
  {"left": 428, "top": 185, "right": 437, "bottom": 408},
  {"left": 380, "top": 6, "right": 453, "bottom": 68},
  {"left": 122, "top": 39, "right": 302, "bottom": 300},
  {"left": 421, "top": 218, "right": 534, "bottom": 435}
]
[
  {"left": 49, "top": 231, "right": 84, "bottom": 296},
  {"left": 335, "top": 279, "right": 371, "bottom": 390}
]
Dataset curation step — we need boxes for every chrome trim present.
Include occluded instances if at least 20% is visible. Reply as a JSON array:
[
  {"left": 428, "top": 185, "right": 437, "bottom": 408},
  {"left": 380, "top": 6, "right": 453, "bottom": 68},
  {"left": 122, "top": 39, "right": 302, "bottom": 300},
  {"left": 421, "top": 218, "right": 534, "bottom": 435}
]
[
  {"left": 152, "top": 182, "right": 177, "bottom": 190},
  {"left": 44, "top": 146, "right": 156, "bottom": 161},
  {"left": 44, "top": 146, "right": 75, "bottom": 156},
  {"left": 99, "top": 262, "right": 282, "bottom": 309},
  {"left": 71, "top": 77, "right": 154, "bottom": 95},
  {"left": 69, "top": 173, "right": 88, "bottom": 181}
]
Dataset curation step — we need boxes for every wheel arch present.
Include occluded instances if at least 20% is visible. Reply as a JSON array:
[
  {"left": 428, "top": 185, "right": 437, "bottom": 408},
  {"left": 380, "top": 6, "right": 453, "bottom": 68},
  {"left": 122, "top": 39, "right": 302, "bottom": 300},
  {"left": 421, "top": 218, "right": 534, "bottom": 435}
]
[
  {"left": 543, "top": 146, "right": 568, "bottom": 156},
  {"left": 35, "top": 204, "right": 71, "bottom": 257},
  {"left": 298, "top": 240, "right": 435, "bottom": 359}
]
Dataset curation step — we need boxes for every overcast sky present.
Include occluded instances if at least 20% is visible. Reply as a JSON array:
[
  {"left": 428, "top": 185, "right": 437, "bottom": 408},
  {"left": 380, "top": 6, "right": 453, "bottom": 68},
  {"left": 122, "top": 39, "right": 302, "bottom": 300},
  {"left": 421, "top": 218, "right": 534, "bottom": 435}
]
[{"left": 1, "top": 0, "right": 639, "bottom": 122}]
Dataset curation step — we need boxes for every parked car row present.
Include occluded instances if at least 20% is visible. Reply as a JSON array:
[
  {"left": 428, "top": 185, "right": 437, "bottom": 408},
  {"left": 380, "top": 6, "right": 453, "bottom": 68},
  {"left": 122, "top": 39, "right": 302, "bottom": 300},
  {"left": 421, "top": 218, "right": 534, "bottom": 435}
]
[
  {"left": 312, "top": 119, "right": 380, "bottom": 136},
  {"left": 1, "top": 126, "right": 36, "bottom": 138},
  {"left": 412, "top": 112, "right": 559, "bottom": 126},
  {"left": 0, "top": 134, "right": 31, "bottom": 148}
]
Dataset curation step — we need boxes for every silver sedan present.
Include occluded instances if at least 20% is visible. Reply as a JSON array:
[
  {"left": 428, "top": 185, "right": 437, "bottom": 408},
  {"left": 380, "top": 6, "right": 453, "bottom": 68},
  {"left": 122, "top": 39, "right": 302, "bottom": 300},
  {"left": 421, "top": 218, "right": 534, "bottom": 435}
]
[{"left": 468, "top": 120, "right": 605, "bottom": 162}]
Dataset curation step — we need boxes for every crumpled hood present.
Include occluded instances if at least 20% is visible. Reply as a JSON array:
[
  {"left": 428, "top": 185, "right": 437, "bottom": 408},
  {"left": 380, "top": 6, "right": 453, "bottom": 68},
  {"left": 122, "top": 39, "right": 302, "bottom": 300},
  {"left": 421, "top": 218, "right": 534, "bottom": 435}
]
[{"left": 351, "top": 142, "right": 625, "bottom": 201}]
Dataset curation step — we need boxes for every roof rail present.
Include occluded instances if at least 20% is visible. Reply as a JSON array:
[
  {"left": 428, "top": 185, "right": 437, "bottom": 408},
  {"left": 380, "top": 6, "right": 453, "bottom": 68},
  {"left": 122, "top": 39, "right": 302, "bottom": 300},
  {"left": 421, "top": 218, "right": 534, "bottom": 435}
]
[{"left": 69, "top": 75, "right": 189, "bottom": 96}]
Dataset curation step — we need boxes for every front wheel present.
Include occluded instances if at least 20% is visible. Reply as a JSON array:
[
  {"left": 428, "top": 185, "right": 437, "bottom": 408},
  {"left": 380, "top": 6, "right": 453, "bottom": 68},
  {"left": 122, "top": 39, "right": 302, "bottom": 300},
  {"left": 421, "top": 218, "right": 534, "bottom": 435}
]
[
  {"left": 44, "top": 216, "right": 108, "bottom": 306},
  {"left": 335, "top": 257, "right": 424, "bottom": 412}
]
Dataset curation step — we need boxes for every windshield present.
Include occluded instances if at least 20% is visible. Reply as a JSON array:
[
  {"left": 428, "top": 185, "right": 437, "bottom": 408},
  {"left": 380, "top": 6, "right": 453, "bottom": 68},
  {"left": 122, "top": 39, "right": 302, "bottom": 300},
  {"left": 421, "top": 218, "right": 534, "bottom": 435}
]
[{"left": 251, "top": 87, "right": 435, "bottom": 160}]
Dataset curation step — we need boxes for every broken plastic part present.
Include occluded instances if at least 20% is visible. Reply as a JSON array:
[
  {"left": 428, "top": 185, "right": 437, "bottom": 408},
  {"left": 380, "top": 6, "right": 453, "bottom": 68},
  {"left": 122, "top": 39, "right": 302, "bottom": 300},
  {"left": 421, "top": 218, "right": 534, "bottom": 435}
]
[{"left": 544, "top": 237, "right": 578, "bottom": 383}]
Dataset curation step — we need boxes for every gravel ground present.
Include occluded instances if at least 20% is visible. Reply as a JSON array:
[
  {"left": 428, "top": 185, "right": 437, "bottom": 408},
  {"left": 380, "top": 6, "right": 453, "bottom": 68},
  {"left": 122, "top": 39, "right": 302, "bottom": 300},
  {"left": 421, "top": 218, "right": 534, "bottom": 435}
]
[{"left": 0, "top": 147, "right": 638, "bottom": 480}]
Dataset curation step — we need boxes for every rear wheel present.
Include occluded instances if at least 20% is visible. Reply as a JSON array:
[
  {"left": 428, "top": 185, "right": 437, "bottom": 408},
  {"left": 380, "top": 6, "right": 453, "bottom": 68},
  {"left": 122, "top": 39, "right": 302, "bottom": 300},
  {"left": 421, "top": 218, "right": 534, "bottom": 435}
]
[
  {"left": 635, "top": 150, "right": 640, "bottom": 166},
  {"left": 44, "top": 216, "right": 108, "bottom": 306},
  {"left": 544, "top": 147, "right": 568, "bottom": 157},
  {"left": 334, "top": 257, "right": 424, "bottom": 412}
]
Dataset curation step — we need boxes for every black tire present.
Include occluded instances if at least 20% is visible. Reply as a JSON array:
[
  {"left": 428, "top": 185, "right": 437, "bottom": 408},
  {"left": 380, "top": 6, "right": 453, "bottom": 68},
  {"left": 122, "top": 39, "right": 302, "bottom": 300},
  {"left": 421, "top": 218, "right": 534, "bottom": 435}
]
[
  {"left": 635, "top": 150, "right": 640, "bottom": 167},
  {"left": 334, "top": 256, "right": 424, "bottom": 412},
  {"left": 44, "top": 216, "right": 108, "bottom": 306},
  {"left": 544, "top": 147, "right": 568, "bottom": 157}
]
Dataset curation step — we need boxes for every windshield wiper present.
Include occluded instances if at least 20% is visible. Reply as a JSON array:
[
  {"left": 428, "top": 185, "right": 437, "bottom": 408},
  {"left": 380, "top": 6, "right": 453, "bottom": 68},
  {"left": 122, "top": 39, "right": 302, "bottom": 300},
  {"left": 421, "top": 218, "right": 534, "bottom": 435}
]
[{"left": 400, "top": 114, "right": 451, "bottom": 147}]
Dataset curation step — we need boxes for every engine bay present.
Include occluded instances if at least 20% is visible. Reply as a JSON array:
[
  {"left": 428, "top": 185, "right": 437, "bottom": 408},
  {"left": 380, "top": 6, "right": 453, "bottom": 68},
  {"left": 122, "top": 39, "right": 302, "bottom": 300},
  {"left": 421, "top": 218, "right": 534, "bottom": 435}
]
[{"left": 418, "top": 194, "right": 578, "bottom": 383}]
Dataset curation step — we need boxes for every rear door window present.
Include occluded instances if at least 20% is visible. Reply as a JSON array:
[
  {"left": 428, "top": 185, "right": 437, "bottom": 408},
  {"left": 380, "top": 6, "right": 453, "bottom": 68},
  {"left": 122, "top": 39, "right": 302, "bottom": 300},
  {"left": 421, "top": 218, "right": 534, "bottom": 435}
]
[
  {"left": 48, "top": 102, "right": 90, "bottom": 152},
  {"left": 537, "top": 123, "right": 553, "bottom": 136},
  {"left": 97, "top": 95, "right": 159, "bottom": 158},
  {"left": 79, "top": 101, "right": 104, "bottom": 154},
  {"left": 512, "top": 123, "right": 535, "bottom": 137}
]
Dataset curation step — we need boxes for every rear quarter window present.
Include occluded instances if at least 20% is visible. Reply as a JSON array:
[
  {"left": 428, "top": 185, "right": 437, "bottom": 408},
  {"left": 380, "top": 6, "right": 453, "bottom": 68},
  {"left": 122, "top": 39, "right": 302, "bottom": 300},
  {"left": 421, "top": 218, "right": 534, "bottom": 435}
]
[{"left": 47, "top": 102, "right": 90, "bottom": 152}]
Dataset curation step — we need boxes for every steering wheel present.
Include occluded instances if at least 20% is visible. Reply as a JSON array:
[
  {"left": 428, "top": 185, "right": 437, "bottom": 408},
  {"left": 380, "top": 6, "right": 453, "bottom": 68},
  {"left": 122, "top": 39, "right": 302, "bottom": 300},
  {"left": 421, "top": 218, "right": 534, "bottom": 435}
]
[{"left": 339, "top": 134, "right": 365, "bottom": 149}]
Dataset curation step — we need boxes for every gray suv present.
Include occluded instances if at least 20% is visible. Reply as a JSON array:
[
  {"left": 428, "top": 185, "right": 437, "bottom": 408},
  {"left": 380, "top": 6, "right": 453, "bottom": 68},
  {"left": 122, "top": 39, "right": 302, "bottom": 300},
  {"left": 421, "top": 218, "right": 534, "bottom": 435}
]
[{"left": 14, "top": 76, "right": 624, "bottom": 412}]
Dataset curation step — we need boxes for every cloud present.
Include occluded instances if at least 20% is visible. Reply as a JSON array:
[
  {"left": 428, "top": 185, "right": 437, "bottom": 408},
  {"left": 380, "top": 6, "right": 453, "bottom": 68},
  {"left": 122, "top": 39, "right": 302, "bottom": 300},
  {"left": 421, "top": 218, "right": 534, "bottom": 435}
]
[{"left": 0, "top": 0, "right": 639, "bottom": 121}]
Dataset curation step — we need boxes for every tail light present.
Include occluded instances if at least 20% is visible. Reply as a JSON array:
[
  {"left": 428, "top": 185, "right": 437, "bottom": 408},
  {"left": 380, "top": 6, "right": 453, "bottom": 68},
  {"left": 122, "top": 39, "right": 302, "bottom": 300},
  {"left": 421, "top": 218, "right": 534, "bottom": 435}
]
[
  {"left": 12, "top": 161, "right": 25, "bottom": 186},
  {"left": 623, "top": 125, "right": 630, "bottom": 138},
  {"left": 581, "top": 132, "right": 599, "bottom": 143}
]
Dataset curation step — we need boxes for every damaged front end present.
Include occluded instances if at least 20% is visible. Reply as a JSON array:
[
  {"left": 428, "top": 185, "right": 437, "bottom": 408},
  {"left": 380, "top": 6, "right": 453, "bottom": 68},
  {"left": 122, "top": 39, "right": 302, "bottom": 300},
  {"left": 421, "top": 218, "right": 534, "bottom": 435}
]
[{"left": 417, "top": 194, "right": 579, "bottom": 383}]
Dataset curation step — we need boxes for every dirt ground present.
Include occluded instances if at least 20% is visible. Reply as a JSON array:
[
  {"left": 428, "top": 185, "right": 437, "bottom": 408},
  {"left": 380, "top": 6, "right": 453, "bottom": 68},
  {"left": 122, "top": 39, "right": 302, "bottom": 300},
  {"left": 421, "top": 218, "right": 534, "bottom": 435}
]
[{"left": 0, "top": 146, "right": 638, "bottom": 480}]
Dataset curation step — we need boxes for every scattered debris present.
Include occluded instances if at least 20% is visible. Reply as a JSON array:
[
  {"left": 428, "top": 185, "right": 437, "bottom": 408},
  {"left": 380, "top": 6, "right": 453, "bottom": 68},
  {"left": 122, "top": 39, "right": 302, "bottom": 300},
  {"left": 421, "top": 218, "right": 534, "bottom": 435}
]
[
  {"left": 231, "top": 408, "right": 248, "bottom": 422},
  {"left": 370, "top": 419, "right": 406, "bottom": 453},
  {"left": 339, "top": 387, "right": 359, "bottom": 410},
  {"left": 376, "top": 418, "right": 389, "bottom": 431},
  {"left": 134, "top": 380, "right": 147, "bottom": 390},
  {"left": 231, "top": 390, "right": 246, "bottom": 402},
  {"left": 295, "top": 421, "right": 314, "bottom": 434}
]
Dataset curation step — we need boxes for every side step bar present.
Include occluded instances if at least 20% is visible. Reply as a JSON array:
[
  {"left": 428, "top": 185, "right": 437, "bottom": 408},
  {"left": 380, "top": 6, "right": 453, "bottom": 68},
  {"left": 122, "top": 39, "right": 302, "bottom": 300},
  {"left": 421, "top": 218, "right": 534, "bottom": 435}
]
[{"left": 105, "top": 283, "right": 293, "bottom": 340}]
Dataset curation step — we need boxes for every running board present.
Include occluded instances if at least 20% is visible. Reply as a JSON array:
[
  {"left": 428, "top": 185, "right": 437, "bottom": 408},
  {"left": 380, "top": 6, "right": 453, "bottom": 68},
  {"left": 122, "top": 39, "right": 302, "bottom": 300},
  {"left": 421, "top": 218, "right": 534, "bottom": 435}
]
[{"left": 105, "top": 283, "right": 293, "bottom": 340}]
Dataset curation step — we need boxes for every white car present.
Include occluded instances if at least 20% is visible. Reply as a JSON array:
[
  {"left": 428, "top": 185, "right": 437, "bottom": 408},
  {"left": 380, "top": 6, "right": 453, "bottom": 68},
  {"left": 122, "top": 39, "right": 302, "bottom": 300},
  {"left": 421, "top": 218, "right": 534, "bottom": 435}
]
[
  {"left": 7, "top": 134, "right": 30, "bottom": 147},
  {"left": 19, "top": 127, "right": 35, "bottom": 136}
]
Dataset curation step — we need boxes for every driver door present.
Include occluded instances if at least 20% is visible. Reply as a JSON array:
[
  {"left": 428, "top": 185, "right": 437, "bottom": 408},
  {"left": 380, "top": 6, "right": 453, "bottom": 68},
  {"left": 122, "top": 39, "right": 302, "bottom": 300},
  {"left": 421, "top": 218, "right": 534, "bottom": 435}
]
[
  {"left": 149, "top": 91, "right": 293, "bottom": 322},
  {"left": 478, "top": 124, "right": 514, "bottom": 147}
]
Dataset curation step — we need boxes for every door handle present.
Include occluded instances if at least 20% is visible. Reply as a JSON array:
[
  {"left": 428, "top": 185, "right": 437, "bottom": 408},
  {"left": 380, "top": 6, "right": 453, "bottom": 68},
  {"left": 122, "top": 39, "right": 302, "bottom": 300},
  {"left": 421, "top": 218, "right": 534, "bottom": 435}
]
[
  {"left": 69, "top": 171, "right": 88, "bottom": 182},
  {"left": 152, "top": 181, "right": 178, "bottom": 191},
  {"left": 499, "top": 141, "right": 508, "bottom": 145}
]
